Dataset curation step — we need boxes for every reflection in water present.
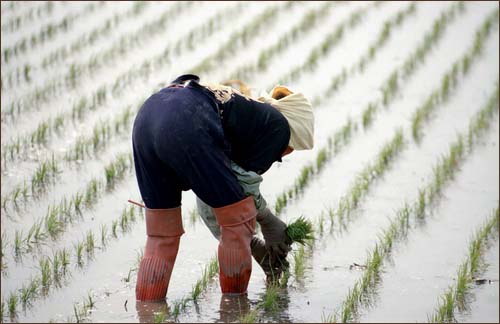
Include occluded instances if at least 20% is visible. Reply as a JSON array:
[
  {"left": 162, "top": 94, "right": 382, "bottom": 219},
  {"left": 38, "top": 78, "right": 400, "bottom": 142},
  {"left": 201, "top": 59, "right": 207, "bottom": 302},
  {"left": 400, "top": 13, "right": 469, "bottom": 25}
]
[
  {"left": 135, "top": 300, "right": 169, "bottom": 323},
  {"left": 217, "top": 294, "right": 251, "bottom": 323},
  {"left": 261, "top": 286, "right": 292, "bottom": 323}
]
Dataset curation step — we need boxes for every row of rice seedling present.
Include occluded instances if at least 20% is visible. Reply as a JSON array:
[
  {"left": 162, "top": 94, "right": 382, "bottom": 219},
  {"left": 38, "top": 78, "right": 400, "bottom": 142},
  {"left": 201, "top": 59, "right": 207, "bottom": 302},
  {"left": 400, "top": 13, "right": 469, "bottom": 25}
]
[
  {"left": 1, "top": 2, "right": 249, "bottom": 161},
  {"left": 64, "top": 106, "right": 134, "bottom": 162},
  {"left": 1, "top": 2, "right": 105, "bottom": 65},
  {"left": 52, "top": 1, "right": 328, "bottom": 163},
  {"left": 169, "top": 256, "right": 220, "bottom": 321},
  {"left": 242, "top": 12, "right": 497, "bottom": 319},
  {"left": 40, "top": 2, "right": 150, "bottom": 70},
  {"left": 428, "top": 207, "right": 499, "bottom": 323},
  {"left": 95, "top": 7, "right": 480, "bottom": 318},
  {"left": 3, "top": 204, "right": 143, "bottom": 322},
  {"left": 71, "top": 291, "right": 96, "bottom": 323},
  {"left": 328, "top": 87, "right": 499, "bottom": 322},
  {"left": 1, "top": 1, "right": 54, "bottom": 34},
  {"left": 0, "top": 3, "right": 296, "bottom": 250},
  {"left": 13, "top": 4, "right": 450, "bottom": 318},
  {"left": 1, "top": 154, "right": 59, "bottom": 211},
  {"left": 411, "top": 7, "right": 499, "bottom": 141},
  {"left": 228, "top": 1, "right": 336, "bottom": 81},
  {"left": 131, "top": 8, "right": 409, "bottom": 316},
  {"left": 0, "top": 0, "right": 24, "bottom": 16},
  {"left": 0, "top": 1, "right": 294, "bottom": 208},
  {"left": 243, "top": 130, "right": 406, "bottom": 322},
  {"left": 1, "top": 85, "right": 107, "bottom": 168},
  {"left": 1, "top": 1, "right": 193, "bottom": 119},
  {"left": 3, "top": 4, "right": 262, "bottom": 205},
  {"left": 190, "top": 2, "right": 294, "bottom": 76},
  {"left": 142, "top": 9, "right": 468, "bottom": 316},
  {"left": 361, "top": 1, "right": 468, "bottom": 128},
  {"left": 5, "top": 153, "right": 133, "bottom": 258},
  {"left": 1, "top": 2, "right": 151, "bottom": 91},
  {"left": 40, "top": 5, "right": 464, "bottom": 318},
  {"left": 317, "top": 1, "right": 420, "bottom": 105},
  {"left": 273, "top": 2, "right": 465, "bottom": 216},
  {"left": 270, "top": 2, "right": 378, "bottom": 88}
]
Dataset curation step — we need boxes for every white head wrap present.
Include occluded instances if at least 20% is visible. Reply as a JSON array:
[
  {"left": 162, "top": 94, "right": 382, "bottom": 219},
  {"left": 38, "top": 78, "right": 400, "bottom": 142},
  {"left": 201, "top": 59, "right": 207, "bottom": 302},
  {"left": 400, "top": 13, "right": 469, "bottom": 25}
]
[{"left": 257, "top": 86, "right": 314, "bottom": 150}]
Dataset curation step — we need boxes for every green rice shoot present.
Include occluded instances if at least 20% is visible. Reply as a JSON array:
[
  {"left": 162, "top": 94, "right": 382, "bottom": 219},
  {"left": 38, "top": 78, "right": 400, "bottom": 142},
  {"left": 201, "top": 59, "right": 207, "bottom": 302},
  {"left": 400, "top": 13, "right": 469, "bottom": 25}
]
[{"left": 285, "top": 216, "right": 314, "bottom": 245}]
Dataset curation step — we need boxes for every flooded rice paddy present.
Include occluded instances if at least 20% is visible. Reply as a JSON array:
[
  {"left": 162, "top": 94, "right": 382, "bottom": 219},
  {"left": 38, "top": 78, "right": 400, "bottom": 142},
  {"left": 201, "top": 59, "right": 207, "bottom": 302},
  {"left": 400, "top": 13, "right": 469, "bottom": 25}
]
[{"left": 1, "top": 1, "right": 499, "bottom": 323}]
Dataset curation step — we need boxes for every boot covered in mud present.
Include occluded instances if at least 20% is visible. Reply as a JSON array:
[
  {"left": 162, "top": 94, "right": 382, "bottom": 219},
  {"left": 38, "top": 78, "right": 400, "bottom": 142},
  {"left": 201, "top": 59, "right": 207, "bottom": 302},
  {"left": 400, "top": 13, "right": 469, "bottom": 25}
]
[
  {"left": 136, "top": 207, "right": 184, "bottom": 301},
  {"left": 214, "top": 196, "right": 257, "bottom": 294}
]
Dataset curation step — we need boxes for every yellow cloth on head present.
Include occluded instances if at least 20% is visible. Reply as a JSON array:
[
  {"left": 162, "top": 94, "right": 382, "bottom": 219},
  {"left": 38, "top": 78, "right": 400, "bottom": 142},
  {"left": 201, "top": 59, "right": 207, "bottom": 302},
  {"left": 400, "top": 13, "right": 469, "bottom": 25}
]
[{"left": 258, "top": 86, "right": 314, "bottom": 150}]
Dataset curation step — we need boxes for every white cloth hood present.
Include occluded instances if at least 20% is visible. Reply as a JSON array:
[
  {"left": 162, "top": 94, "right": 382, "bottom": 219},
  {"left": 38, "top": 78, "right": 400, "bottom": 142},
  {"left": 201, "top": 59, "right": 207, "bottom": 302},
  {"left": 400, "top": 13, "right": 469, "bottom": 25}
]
[{"left": 257, "top": 87, "right": 314, "bottom": 150}]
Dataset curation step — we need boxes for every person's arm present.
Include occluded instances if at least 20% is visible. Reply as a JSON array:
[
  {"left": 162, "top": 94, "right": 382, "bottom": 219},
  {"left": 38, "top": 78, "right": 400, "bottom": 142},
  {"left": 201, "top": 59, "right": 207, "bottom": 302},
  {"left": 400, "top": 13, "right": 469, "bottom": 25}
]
[{"left": 197, "top": 162, "right": 291, "bottom": 257}]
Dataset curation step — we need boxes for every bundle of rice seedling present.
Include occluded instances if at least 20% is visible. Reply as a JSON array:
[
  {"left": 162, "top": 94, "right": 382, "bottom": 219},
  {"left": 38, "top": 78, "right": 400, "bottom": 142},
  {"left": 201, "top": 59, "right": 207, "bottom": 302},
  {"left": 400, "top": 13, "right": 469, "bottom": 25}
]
[{"left": 285, "top": 216, "right": 314, "bottom": 245}]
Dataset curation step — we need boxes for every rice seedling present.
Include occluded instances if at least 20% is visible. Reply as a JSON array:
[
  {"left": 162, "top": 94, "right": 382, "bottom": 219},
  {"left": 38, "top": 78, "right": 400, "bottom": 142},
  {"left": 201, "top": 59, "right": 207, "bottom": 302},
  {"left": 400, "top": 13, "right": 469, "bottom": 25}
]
[
  {"left": 20, "top": 278, "right": 39, "bottom": 306},
  {"left": 111, "top": 220, "right": 118, "bottom": 238},
  {"left": 454, "top": 262, "right": 469, "bottom": 311},
  {"left": 293, "top": 246, "right": 306, "bottom": 279},
  {"left": 73, "top": 302, "right": 85, "bottom": 323},
  {"left": 59, "top": 248, "right": 70, "bottom": 273},
  {"left": 286, "top": 216, "right": 314, "bottom": 246},
  {"left": 75, "top": 242, "right": 84, "bottom": 266},
  {"left": 120, "top": 208, "right": 130, "bottom": 232},
  {"left": 8, "top": 293, "right": 18, "bottom": 317},
  {"left": 154, "top": 310, "right": 167, "bottom": 323},
  {"left": 14, "top": 230, "right": 23, "bottom": 256},
  {"left": 86, "top": 231, "right": 95, "bottom": 254},
  {"left": 239, "top": 309, "right": 259, "bottom": 323},
  {"left": 362, "top": 103, "right": 378, "bottom": 128},
  {"left": 123, "top": 268, "right": 135, "bottom": 283},
  {"left": 261, "top": 284, "right": 280, "bottom": 312},
  {"left": 317, "top": 215, "right": 325, "bottom": 236},
  {"left": 415, "top": 189, "right": 426, "bottom": 218},
  {"left": 39, "top": 257, "right": 51, "bottom": 289},
  {"left": 52, "top": 251, "right": 62, "bottom": 282},
  {"left": 100, "top": 224, "right": 108, "bottom": 247},
  {"left": 191, "top": 255, "right": 218, "bottom": 301},
  {"left": 45, "top": 206, "right": 63, "bottom": 238},
  {"left": 170, "top": 296, "right": 191, "bottom": 321}
]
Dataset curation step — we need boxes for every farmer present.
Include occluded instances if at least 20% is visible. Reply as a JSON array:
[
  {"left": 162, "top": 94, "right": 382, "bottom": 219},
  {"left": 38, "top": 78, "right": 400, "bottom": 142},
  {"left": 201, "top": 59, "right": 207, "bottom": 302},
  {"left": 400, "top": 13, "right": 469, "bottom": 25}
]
[{"left": 132, "top": 74, "right": 314, "bottom": 301}]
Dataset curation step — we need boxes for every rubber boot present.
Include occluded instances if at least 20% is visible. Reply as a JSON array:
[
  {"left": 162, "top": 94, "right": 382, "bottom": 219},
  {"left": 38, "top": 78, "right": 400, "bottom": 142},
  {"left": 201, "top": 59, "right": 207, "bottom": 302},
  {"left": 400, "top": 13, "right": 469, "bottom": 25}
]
[
  {"left": 213, "top": 196, "right": 257, "bottom": 294},
  {"left": 135, "top": 207, "right": 184, "bottom": 301}
]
